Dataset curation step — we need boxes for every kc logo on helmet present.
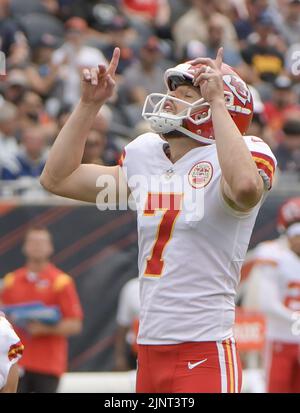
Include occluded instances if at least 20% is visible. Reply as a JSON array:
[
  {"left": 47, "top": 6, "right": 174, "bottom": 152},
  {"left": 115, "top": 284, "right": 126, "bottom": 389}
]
[{"left": 223, "top": 75, "right": 252, "bottom": 106}]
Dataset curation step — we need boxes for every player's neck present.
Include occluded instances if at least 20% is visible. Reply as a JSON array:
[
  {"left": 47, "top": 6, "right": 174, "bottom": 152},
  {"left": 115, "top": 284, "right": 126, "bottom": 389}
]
[
  {"left": 166, "top": 137, "right": 203, "bottom": 163},
  {"left": 26, "top": 259, "right": 50, "bottom": 274}
]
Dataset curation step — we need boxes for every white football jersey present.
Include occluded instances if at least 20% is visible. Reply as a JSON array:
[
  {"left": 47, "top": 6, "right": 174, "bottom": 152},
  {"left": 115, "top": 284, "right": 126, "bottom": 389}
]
[
  {"left": 246, "top": 239, "right": 300, "bottom": 343},
  {"left": 0, "top": 315, "right": 23, "bottom": 389},
  {"left": 120, "top": 132, "right": 276, "bottom": 344}
]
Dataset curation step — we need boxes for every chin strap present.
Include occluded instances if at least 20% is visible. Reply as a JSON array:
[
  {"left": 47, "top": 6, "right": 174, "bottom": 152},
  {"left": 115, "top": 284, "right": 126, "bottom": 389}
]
[
  {"left": 149, "top": 115, "right": 215, "bottom": 145},
  {"left": 175, "top": 125, "right": 215, "bottom": 144}
]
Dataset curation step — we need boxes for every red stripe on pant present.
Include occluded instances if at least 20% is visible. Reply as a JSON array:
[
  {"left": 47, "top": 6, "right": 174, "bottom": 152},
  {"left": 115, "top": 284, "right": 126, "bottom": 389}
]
[{"left": 136, "top": 340, "right": 242, "bottom": 393}]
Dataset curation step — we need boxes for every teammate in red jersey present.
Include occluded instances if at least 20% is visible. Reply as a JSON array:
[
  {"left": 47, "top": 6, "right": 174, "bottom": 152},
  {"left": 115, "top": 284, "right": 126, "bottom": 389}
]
[
  {"left": 242, "top": 197, "right": 300, "bottom": 393},
  {"left": 40, "top": 47, "right": 276, "bottom": 392},
  {"left": 1, "top": 227, "right": 83, "bottom": 393}
]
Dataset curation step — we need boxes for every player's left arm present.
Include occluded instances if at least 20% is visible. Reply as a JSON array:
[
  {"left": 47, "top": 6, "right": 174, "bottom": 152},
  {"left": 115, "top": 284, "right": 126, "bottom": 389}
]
[{"left": 190, "top": 48, "right": 271, "bottom": 212}]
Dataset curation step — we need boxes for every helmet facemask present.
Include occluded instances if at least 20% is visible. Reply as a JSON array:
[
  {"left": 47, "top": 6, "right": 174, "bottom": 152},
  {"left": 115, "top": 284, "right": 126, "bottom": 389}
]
[{"left": 142, "top": 92, "right": 211, "bottom": 134}]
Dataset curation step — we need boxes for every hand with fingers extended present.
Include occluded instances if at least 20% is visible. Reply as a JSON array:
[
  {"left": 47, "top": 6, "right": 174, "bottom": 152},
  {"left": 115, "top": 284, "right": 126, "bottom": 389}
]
[
  {"left": 81, "top": 47, "right": 120, "bottom": 106},
  {"left": 188, "top": 47, "right": 225, "bottom": 104}
]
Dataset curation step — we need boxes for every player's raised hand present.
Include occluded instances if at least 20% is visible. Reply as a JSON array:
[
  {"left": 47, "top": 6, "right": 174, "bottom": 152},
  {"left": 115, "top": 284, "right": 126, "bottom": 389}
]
[
  {"left": 81, "top": 47, "right": 120, "bottom": 105},
  {"left": 188, "top": 47, "right": 224, "bottom": 104}
]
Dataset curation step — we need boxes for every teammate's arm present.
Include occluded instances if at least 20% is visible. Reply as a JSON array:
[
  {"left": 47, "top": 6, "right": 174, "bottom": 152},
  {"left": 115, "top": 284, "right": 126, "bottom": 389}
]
[
  {"left": 190, "top": 48, "right": 264, "bottom": 211},
  {"left": 40, "top": 48, "right": 125, "bottom": 204},
  {"left": 114, "top": 325, "right": 131, "bottom": 371},
  {"left": 257, "top": 265, "right": 294, "bottom": 322},
  {"left": 26, "top": 318, "right": 82, "bottom": 337}
]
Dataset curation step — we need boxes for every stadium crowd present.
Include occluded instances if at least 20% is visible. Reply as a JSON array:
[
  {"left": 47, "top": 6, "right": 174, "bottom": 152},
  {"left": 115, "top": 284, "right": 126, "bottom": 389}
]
[{"left": 0, "top": 0, "right": 300, "bottom": 198}]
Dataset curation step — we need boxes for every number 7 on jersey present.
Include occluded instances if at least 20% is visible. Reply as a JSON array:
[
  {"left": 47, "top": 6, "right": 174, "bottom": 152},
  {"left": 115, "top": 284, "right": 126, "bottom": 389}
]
[{"left": 143, "top": 193, "right": 183, "bottom": 278}]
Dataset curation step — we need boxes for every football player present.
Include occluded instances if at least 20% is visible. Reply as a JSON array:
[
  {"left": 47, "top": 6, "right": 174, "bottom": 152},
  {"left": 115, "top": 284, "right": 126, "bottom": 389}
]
[
  {"left": 241, "top": 197, "right": 300, "bottom": 393},
  {"left": 0, "top": 313, "right": 23, "bottom": 393},
  {"left": 40, "top": 47, "right": 276, "bottom": 392}
]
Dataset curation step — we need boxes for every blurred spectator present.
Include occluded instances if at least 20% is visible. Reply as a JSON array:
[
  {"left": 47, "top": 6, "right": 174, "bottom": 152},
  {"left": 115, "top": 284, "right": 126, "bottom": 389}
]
[
  {"left": 100, "top": 14, "right": 135, "bottom": 75},
  {"left": 274, "top": 118, "right": 300, "bottom": 175},
  {"left": 1, "top": 127, "right": 48, "bottom": 180},
  {"left": 0, "top": 100, "right": 18, "bottom": 160},
  {"left": 2, "top": 69, "right": 28, "bottom": 105},
  {"left": 173, "top": 0, "right": 238, "bottom": 59},
  {"left": 278, "top": 0, "right": 300, "bottom": 46},
  {"left": 247, "top": 84, "right": 274, "bottom": 147},
  {"left": 56, "top": 104, "right": 72, "bottom": 130},
  {"left": 82, "top": 129, "right": 108, "bottom": 166},
  {"left": 25, "top": 33, "right": 62, "bottom": 100},
  {"left": 52, "top": 17, "right": 107, "bottom": 107},
  {"left": 241, "top": 11, "right": 285, "bottom": 83},
  {"left": 264, "top": 75, "right": 300, "bottom": 144},
  {"left": 202, "top": 13, "right": 243, "bottom": 67},
  {"left": 9, "top": 0, "right": 56, "bottom": 16},
  {"left": 234, "top": 0, "right": 278, "bottom": 47},
  {"left": 0, "top": 0, "right": 29, "bottom": 66},
  {"left": 114, "top": 277, "right": 139, "bottom": 371},
  {"left": 121, "top": 0, "right": 170, "bottom": 29},
  {"left": 0, "top": 227, "right": 83, "bottom": 393},
  {"left": 17, "top": 91, "right": 57, "bottom": 143},
  {"left": 122, "top": 36, "right": 166, "bottom": 124},
  {"left": 92, "top": 106, "right": 121, "bottom": 165}
]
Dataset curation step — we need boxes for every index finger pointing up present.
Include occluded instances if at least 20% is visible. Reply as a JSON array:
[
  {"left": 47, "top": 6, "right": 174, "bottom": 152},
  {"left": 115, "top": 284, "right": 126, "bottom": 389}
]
[
  {"left": 215, "top": 47, "right": 223, "bottom": 70},
  {"left": 107, "top": 47, "right": 120, "bottom": 78}
]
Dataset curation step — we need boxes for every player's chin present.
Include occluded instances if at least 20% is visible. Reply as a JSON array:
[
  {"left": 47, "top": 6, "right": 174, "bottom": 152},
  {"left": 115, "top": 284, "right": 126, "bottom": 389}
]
[{"left": 161, "top": 130, "right": 187, "bottom": 140}]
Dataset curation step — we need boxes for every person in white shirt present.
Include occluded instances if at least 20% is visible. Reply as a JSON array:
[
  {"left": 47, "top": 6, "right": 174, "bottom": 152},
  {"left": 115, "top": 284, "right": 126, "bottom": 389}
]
[{"left": 115, "top": 277, "right": 140, "bottom": 371}]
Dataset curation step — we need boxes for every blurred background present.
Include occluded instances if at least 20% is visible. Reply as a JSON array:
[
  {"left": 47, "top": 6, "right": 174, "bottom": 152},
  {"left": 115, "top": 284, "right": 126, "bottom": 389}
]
[{"left": 0, "top": 0, "right": 300, "bottom": 393}]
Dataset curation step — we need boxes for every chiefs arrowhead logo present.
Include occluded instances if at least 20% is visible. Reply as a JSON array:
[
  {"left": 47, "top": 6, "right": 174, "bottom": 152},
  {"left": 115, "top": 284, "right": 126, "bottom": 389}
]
[{"left": 223, "top": 75, "right": 252, "bottom": 106}]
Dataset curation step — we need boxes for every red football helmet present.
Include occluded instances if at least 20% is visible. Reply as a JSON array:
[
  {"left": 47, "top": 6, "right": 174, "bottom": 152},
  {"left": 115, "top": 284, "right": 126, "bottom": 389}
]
[
  {"left": 142, "top": 61, "right": 253, "bottom": 144},
  {"left": 277, "top": 197, "right": 300, "bottom": 233}
]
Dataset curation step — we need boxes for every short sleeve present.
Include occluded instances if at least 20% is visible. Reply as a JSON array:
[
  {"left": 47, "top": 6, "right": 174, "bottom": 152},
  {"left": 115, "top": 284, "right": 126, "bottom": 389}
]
[{"left": 244, "top": 136, "right": 277, "bottom": 190}]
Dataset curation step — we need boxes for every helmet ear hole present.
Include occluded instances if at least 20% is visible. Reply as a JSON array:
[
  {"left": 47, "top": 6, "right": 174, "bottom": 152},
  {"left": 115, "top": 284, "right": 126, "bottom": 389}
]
[
  {"left": 225, "top": 95, "right": 231, "bottom": 104},
  {"left": 194, "top": 113, "right": 203, "bottom": 121}
]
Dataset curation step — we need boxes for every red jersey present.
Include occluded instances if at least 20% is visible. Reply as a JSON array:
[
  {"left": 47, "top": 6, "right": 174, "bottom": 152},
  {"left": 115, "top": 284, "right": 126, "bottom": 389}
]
[
  {"left": 122, "top": 0, "right": 159, "bottom": 18},
  {"left": 1, "top": 264, "right": 83, "bottom": 377},
  {"left": 263, "top": 102, "right": 300, "bottom": 143}
]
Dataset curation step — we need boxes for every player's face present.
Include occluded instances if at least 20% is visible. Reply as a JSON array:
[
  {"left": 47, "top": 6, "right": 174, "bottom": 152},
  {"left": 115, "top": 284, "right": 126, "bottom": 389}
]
[
  {"left": 23, "top": 230, "right": 54, "bottom": 261},
  {"left": 163, "top": 85, "right": 202, "bottom": 115}
]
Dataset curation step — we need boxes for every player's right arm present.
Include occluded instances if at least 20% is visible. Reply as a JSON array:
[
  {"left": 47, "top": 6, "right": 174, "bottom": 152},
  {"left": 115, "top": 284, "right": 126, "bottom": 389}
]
[{"left": 40, "top": 48, "right": 123, "bottom": 204}]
